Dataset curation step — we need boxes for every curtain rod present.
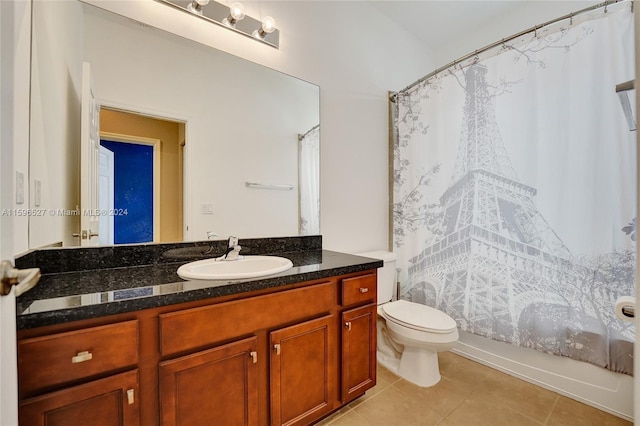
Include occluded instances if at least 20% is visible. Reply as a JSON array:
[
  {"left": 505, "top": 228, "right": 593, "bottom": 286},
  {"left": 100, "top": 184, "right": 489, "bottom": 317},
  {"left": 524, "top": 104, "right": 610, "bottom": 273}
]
[
  {"left": 391, "top": 0, "right": 630, "bottom": 101},
  {"left": 298, "top": 124, "right": 320, "bottom": 141}
]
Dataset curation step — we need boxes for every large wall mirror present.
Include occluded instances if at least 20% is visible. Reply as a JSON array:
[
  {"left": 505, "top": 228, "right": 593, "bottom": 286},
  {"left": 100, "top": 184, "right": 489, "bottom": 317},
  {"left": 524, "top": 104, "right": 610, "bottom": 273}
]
[{"left": 29, "top": 0, "right": 320, "bottom": 249}]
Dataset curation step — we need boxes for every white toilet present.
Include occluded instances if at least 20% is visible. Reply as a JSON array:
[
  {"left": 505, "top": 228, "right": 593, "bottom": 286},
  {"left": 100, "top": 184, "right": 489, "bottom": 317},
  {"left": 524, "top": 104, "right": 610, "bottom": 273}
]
[{"left": 357, "top": 251, "right": 459, "bottom": 387}]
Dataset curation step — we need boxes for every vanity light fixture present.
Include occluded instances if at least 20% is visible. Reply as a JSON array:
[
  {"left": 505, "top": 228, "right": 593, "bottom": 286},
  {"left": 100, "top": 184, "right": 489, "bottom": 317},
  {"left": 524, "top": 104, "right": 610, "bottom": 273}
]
[
  {"left": 222, "top": 2, "right": 245, "bottom": 27},
  {"left": 253, "top": 16, "right": 277, "bottom": 39},
  {"left": 156, "top": 0, "right": 280, "bottom": 48}
]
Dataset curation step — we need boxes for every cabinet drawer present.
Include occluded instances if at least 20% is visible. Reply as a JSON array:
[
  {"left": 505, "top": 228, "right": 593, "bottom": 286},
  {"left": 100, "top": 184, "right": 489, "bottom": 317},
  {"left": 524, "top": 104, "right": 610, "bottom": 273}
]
[
  {"left": 342, "top": 273, "right": 376, "bottom": 306},
  {"left": 19, "top": 320, "right": 138, "bottom": 397},
  {"left": 160, "top": 281, "right": 335, "bottom": 356},
  {"left": 19, "top": 369, "right": 140, "bottom": 426}
]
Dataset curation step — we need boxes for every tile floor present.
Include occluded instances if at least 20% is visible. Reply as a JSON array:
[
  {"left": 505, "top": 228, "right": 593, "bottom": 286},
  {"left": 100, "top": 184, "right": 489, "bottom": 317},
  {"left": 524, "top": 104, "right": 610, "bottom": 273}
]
[{"left": 317, "top": 352, "right": 631, "bottom": 426}]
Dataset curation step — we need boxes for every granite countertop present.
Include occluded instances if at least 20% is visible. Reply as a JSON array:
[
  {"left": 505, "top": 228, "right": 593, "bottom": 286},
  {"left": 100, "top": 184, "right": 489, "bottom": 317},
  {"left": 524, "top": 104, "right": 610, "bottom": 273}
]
[{"left": 16, "top": 239, "right": 382, "bottom": 330}]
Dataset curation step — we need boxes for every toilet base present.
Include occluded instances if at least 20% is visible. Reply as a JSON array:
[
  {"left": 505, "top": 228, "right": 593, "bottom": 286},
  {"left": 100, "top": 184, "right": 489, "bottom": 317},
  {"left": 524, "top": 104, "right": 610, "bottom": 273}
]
[
  {"left": 377, "top": 347, "right": 442, "bottom": 388},
  {"left": 377, "top": 350, "right": 400, "bottom": 376}
]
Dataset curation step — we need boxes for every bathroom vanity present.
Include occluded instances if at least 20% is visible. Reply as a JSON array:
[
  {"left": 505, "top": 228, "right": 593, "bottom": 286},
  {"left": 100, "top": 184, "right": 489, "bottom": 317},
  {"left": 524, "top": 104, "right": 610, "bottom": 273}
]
[{"left": 15, "top": 237, "right": 382, "bottom": 426}]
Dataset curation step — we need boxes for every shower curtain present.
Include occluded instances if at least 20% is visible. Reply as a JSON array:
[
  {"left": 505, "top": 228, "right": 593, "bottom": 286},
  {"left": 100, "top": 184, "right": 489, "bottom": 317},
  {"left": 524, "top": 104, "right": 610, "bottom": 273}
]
[
  {"left": 393, "top": 2, "right": 636, "bottom": 374},
  {"left": 299, "top": 125, "right": 320, "bottom": 235}
]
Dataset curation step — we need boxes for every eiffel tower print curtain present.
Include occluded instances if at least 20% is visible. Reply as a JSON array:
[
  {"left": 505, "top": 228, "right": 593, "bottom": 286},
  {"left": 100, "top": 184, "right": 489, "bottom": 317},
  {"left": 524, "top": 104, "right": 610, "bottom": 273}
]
[{"left": 393, "top": 2, "right": 636, "bottom": 374}]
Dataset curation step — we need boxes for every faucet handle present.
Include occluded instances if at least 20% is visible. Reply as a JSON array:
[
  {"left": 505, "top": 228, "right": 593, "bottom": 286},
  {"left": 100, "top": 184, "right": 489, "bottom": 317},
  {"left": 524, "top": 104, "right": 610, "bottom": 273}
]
[
  {"left": 207, "top": 231, "right": 218, "bottom": 240},
  {"left": 227, "top": 236, "right": 239, "bottom": 247}
]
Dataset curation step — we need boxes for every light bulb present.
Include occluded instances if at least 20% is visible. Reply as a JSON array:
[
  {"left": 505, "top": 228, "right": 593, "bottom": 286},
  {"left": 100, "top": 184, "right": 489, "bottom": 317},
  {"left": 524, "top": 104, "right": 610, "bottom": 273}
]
[
  {"left": 186, "top": 0, "right": 209, "bottom": 15},
  {"left": 229, "top": 2, "right": 245, "bottom": 20},
  {"left": 254, "top": 16, "right": 276, "bottom": 39},
  {"left": 261, "top": 16, "right": 276, "bottom": 34},
  {"left": 223, "top": 2, "right": 245, "bottom": 27}
]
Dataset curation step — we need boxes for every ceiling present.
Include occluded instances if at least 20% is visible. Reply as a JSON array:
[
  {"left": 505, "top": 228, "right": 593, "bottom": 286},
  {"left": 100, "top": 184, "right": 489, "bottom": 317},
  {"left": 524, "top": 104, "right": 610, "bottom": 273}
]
[
  {"left": 368, "top": 1, "right": 523, "bottom": 49},
  {"left": 367, "top": 1, "right": 600, "bottom": 59}
]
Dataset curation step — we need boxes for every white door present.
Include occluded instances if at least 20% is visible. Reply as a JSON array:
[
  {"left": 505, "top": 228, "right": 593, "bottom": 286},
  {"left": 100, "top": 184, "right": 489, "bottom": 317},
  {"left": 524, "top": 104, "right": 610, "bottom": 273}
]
[
  {"left": 80, "top": 62, "right": 100, "bottom": 246},
  {"left": 99, "top": 145, "right": 115, "bottom": 245}
]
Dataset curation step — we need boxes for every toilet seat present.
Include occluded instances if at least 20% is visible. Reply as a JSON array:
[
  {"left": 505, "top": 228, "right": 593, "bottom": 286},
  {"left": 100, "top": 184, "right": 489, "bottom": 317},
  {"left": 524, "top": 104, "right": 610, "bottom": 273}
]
[{"left": 381, "top": 300, "right": 457, "bottom": 334}]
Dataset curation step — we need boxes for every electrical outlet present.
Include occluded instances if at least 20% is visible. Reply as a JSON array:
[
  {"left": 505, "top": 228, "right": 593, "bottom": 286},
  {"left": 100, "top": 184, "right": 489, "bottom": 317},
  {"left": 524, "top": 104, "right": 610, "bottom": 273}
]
[
  {"left": 16, "top": 171, "right": 24, "bottom": 204},
  {"left": 201, "top": 203, "right": 214, "bottom": 214}
]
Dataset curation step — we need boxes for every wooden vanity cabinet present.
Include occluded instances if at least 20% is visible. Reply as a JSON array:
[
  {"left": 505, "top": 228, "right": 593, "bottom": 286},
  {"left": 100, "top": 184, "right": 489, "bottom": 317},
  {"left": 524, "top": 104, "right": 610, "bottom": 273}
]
[
  {"left": 159, "top": 336, "right": 259, "bottom": 426},
  {"left": 17, "top": 270, "right": 378, "bottom": 426},
  {"left": 270, "top": 315, "right": 335, "bottom": 426},
  {"left": 17, "top": 321, "right": 140, "bottom": 426},
  {"left": 339, "top": 273, "right": 378, "bottom": 403},
  {"left": 341, "top": 304, "right": 376, "bottom": 403}
]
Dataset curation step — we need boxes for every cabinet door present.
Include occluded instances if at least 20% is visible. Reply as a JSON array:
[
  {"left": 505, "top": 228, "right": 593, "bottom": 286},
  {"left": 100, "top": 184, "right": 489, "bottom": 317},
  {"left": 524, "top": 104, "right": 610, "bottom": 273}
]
[
  {"left": 270, "top": 315, "right": 335, "bottom": 426},
  {"left": 19, "top": 370, "right": 139, "bottom": 426},
  {"left": 159, "top": 336, "right": 258, "bottom": 426},
  {"left": 341, "top": 304, "right": 377, "bottom": 403}
]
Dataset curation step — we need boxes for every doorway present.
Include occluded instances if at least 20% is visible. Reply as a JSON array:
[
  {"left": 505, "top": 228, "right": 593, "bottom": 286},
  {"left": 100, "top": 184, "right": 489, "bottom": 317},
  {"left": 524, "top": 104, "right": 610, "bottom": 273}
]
[
  {"left": 99, "top": 108, "right": 185, "bottom": 244},
  {"left": 100, "top": 138, "right": 156, "bottom": 244}
]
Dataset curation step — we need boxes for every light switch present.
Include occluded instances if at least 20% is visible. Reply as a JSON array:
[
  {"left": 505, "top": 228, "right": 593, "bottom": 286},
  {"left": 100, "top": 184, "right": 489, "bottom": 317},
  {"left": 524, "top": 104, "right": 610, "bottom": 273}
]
[
  {"left": 16, "top": 171, "right": 24, "bottom": 204},
  {"left": 34, "top": 179, "right": 42, "bottom": 207}
]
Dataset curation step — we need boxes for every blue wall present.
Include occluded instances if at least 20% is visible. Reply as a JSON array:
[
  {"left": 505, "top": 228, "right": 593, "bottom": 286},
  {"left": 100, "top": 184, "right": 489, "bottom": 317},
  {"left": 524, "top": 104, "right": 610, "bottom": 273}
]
[{"left": 100, "top": 140, "right": 154, "bottom": 244}]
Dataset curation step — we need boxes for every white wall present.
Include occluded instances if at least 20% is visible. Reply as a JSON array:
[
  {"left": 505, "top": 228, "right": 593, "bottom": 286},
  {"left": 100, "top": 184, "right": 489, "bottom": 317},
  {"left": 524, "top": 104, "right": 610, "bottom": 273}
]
[
  {"left": 29, "top": 0, "right": 84, "bottom": 249},
  {"left": 84, "top": 0, "right": 434, "bottom": 253},
  {"left": 432, "top": 1, "right": 600, "bottom": 67},
  {"left": 0, "top": 0, "right": 30, "bottom": 259}
]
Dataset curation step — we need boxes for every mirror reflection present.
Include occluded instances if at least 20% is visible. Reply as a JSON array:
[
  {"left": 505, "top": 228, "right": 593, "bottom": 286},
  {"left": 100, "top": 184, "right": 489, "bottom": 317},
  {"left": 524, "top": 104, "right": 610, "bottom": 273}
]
[{"left": 29, "top": 0, "right": 320, "bottom": 249}]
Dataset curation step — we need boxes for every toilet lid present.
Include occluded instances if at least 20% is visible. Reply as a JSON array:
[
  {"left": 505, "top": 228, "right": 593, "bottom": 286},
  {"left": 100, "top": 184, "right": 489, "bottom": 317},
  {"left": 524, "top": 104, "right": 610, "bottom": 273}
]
[{"left": 381, "top": 300, "right": 457, "bottom": 334}]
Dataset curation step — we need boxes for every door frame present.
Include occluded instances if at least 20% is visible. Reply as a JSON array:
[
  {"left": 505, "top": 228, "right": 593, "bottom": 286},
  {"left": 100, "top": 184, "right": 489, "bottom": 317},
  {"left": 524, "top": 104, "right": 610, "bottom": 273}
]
[
  {"left": 100, "top": 131, "right": 161, "bottom": 244},
  {"left": 97, "top": 101, "right": 190, "bottom": 241}
]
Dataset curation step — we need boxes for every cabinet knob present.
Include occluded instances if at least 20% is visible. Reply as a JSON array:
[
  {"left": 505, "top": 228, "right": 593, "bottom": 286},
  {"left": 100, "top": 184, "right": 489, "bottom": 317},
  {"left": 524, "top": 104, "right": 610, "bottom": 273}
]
[
  {"left": 358, "top": 287, "right": 369, "bottom": 293},
  {"left": 273, "top": 343, "right": 281, "bottom": 355},
  {"left": 345, "top": 321, "right": 352, "bottom": 331},
  {"left": 127, "top": 389, "right": 135, "bottom": 405},
  {"left": 250, "top": 351, "right": 258, "bottom": 364},
  {"left": 71, "top": 351, "right": 93, "bottom": 364}
]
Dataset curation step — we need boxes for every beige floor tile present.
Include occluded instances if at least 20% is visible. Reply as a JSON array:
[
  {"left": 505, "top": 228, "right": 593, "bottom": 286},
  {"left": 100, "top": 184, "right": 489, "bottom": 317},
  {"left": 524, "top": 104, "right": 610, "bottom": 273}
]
[
  {"left": 469, "top": 368, "right": 558, "bottom": 423},
  {"left": 547, "top": 396, "right": 632, "bottom": 426},
  {"left": 439, "top": 394, "right": 542, "bottom": 426},
  {"left": 352, "top": 386, "right": 444, "bottom": 425},
  {"left": 314, "top": 406, "right": 353, "bottom": 426},
  {"left": 438, "top": 352, "right": 493, "bottom": 387},
  {"left": 348, "top": 383, "right": 387, "bottom": 409},
  {"left": 392, "top": 376, "right": 472, "bottom": 417},
  {"left": 349, "top": 365, "right": 402, "bottom": 409},
  {"left": 326, "top": 410, "right": 372, "bottom": 426},
  {"left": 328, "top": 357, "right": 627, "bottom": 426},
  {"left": 377, "top": 365, "right": 401, "bottom": 385}
]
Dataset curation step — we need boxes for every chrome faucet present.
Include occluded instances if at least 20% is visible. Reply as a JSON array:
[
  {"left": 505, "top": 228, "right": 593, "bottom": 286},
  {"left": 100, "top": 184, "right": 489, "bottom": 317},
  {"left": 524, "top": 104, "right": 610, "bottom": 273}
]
[{"left": 220, "top": 236, "right": 242, "bottom": 260}]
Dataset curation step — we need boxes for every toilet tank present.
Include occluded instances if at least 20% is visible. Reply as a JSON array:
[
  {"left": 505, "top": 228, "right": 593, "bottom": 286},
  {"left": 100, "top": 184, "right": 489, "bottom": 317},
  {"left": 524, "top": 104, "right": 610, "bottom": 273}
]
[{"left": 356, "top": 251, "right": 397, "bottom": 304}]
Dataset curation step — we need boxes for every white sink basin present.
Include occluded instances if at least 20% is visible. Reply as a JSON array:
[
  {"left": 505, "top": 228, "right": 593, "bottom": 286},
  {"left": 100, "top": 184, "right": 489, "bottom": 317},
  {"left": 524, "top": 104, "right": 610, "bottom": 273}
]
[{"left": 177, "top": 256, "right": 293, "bottom": 280}]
